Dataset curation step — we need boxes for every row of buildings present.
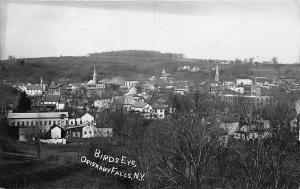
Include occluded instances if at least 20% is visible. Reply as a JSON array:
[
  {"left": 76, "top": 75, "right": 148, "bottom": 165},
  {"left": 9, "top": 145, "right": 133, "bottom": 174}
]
[{"left": 7, "top": 112, "right": 112, "bottom": 141}]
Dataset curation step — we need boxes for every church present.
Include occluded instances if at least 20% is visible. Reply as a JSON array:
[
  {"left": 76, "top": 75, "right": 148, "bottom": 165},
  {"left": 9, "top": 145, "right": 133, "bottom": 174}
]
[
  {"left": 85, "top": 66, "right": 106, "bottom": 96},
  {"left": 160, "top": 66, "right": 174, "bottom": 82}
]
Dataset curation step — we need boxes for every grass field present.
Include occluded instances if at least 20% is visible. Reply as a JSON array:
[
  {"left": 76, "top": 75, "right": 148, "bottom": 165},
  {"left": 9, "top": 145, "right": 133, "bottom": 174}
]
[{"left": 0, "top": 140, "right": 128, "bottom": 189}]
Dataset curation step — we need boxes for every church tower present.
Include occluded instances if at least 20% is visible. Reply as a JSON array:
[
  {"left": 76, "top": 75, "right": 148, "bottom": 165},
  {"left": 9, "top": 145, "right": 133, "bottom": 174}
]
[
  {"left": 40, "top": 77, "right": 43, "bottom": 91},
  {"left": 93, "top": 66, "right": 97, "bottom": 84},
  {"left": 215, "top": 64, "right": 219, "bottom": 82},
  {"left": 162, "top": 66, "right": 166, "bottom": 75}
]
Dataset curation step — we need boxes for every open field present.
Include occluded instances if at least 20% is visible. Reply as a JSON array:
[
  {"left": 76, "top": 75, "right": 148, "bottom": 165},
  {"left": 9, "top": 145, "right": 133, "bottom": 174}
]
[{"left": 0, "top": 140, "right": 128, "bottom": 189}]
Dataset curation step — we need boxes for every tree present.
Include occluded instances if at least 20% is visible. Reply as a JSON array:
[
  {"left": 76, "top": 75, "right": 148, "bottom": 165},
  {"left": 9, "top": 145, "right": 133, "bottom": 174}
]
[
  {"left": 7, "top": 55, "right": 15, "bottom": 60},
  {"left": 16, "top": 91, "right": 31, "bottom": 112},
  {"left": 272, "top": 56, "right": 282, "bottom": 76},
  {"left": 225, "top": 96, "right": 300, "bottom": 189},
  {"left": 19, "top": 59, "right": 25, "bottom": 66}
]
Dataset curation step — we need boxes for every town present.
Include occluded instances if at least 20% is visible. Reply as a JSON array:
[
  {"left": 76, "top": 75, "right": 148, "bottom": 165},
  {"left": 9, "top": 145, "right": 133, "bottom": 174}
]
[
  {"left": 1, "top": 57, "right": 300, "bottom": 141},
  {"left": 0, "top": 52, "right": 300, "bottom": 188}
]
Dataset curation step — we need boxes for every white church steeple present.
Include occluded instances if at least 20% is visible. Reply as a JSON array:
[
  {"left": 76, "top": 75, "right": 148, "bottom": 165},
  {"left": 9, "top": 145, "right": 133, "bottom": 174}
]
[{"left": 93, "top": 66, "right": 97, "bottom": 84}]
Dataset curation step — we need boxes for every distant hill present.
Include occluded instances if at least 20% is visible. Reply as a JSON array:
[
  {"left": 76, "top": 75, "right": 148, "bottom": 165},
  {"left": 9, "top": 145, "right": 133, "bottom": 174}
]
[
  {"left": 1, "top": 50, "right": 300, "bottom": 84},
  {"left": 0, "top": 50, "right": 213, "bottom": 83},
  {"left": 89, "top": 50, "right": 186, "bottom": 59}
]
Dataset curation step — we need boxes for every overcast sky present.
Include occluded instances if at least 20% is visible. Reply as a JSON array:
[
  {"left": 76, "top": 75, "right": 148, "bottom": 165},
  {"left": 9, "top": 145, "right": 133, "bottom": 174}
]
[{"left": 1, "top": 1, "right": 300, "bottom": 63}]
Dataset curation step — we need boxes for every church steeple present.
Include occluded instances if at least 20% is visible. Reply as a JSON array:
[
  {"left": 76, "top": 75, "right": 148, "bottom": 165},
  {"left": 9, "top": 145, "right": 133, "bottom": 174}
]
[
  {"left": 162, "top": 66, "right": 166, "bottom": 74},
  {"left": 93, "top": 66, "right": 97, "bottom": 84},
  {"left": 215, "top": 64, "right": 219, "bottom": 82}
]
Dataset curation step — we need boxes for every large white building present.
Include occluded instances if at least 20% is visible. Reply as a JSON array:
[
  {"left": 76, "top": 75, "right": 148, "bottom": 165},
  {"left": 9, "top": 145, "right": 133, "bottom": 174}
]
[{"left": 7, "top": 112, "right": 69, "bottom": 141}]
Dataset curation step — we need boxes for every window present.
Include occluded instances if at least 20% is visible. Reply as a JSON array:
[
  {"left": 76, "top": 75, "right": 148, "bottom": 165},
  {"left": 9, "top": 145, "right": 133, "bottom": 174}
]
[
  {"left": 26, "top": 121, "right": 29, "bottom": 126},
  {"left": 80, "top": 121, "right": 82, "bottom": 124},
  {"left": 44, "top": 121, "right": 47, "bottom": 126},
  {"left": 84, "top": 131, "right": 87, "bottom": 135},
  {"left": 53, "top": 121, "right": 56, "bottom": 125},
  {"left": 12, "top": 121, "right": 15, "bottom": 126},
  {"left": 89, "top": 131, "right": 92, "bottom": 134},
  {"left": 49, "top": 121, "right": 51, "bottom": 125},
  {"left": 36, "top": 121, "right": 38, "bottom": 126},
  {"left": 91, "top": 120, "right": 94, "bottom": 123},
  {"left": 71, "top": 121, "right": 73, "bottom": 125},
  {"left": 21, "top": 121, "right": 24, "bottom": 126},
  {"left": 58, "top": 121, "right": 60, "bottom": 125},
  {"left": 40, "top": 121, "right": 42, "bottom": 126},
  {"left": 31, "top": 121, "right": 34, "bottom": 126}
]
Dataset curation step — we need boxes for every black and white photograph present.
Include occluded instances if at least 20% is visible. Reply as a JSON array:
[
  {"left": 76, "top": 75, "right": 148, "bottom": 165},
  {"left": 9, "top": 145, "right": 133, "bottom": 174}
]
[{"left": 0, "top": 0, "right": 300, "bottom": 188}]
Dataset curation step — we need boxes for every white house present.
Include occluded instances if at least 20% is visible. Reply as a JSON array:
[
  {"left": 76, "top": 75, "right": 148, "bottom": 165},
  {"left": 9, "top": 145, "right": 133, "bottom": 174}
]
[
  {"left": 50, "top": 125, "right": 63, "bottom": 139},
  {"left": 82, "top": 124, "right": 98, "bottom": 138},
  {"left": 68, "top": 112, "right": 95, "bottom": 126},
  {"left": 152, "top": 104, "right": 168, "bottom": 119},
  {"left": 125, "top": 80, "right": 139, "bottom": 88},
  {"left": 94, "top": 99, "right": 110, "bottom": 110},
  {"left": 236, "top": 79, "right": 253, "bottom": 86},
  {"left": 25, "top": 85, "right": 43, "bottom": 96},
  {"left": 131, "top": 102, "right": 152, "bottom": 113},
  {"left": 125, "top": 86, "right": 138, "bottom": 96}
]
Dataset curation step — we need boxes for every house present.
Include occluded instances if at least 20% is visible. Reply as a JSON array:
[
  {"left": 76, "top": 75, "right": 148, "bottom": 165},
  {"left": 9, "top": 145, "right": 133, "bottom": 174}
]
[
  {"left": 152, "top": 103, "right": 168, "bottom": 119},
  {"left": 132, "top": 95, "right": 145, "bottom": 103},
  {"left": 209, "top": 83, "right": 223, "bottom": 95},
  {"left": 125, "top": 80, "right": 139, "bottom": 88},
  {"left": 236, "top": 79, "right": 253, "bottom": 86},
  {"left": 25, "top": 85, "right": 43, "bottom": 96},
  {"left": 143, "top": 83, "right": 155, "bottom": 91},
  {"left": 125, "top": 86, "right": 138, "bottom": 96},
  {"left": 131, "top": 102, "right": 152, "bottom": 113},
  {"left": 42, "top": 95, "right": 65, "bottom": 110},
  {"left": 65, "top": 125, "right": 84, "bottom": 138},
  {"left": 82, "top": 124, "right": 97, "bottom": 138},
  {"left": 220, "top": 122, "right": 239, "bottom": 135},
  {"left": 110, "top": 96, "right": 136, "bottom": 111},
  {"left": 66, "top": 122, "right": 98, "bottom": 138},
  {"left": 68, "top": 112, "right": 95, "bottom": 126},
  {"left": 174, "top": 87, "right": 189, "bottom": 95},
  {"left": 49, "top": 125, "right": 63, "bottom": 139},
  {"left": 7, "top": 112, "right": 69, "bottom": 141},
  {"left": 48, "top": 82, "right": 62, "bottom": 95},
  {"left": 94, "top": 99, "right": 110, "bottom": 110}
]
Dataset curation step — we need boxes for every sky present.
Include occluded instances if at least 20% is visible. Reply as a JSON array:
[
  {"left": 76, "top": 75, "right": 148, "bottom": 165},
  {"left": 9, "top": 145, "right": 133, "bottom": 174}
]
[{"left": 1, "top": 1, "right": 300, "bottom": 63}]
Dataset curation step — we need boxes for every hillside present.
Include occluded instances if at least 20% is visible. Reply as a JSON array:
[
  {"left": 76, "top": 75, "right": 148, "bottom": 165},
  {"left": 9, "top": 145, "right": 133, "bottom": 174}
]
[
  {"left": 1, "top": 50, "right": 300, "bottom": 84},
  {"left": 0, "top": 51, "right": 212, "bottom": 83}
]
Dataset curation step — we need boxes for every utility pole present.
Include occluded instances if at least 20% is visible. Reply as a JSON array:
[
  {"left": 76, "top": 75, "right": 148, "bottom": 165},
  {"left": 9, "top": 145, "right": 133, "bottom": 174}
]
[
  {"left": 36, "top": 78, "right": 43, "bottom": 160},
  {"left": 36, "top": 100, "right": 40, "bottom": 160}
]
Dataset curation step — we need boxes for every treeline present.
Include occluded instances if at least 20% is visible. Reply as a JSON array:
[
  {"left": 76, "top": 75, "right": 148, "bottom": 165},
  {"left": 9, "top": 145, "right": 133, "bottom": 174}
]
[
  {"left": 89, "top": 50, "right": 186, "bottom": 59},
  {"left": 86, "top": 91, "right": 300, "bottom": 189}
]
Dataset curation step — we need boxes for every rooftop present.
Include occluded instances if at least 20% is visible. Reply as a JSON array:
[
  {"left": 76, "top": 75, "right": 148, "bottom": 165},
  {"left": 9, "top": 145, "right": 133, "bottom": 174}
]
[{"left": 8, "top": 112, "right": 69, "bottom": 119}]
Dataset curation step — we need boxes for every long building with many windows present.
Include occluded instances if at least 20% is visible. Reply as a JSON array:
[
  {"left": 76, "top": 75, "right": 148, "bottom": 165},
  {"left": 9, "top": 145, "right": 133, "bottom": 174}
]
[{"left": 7, "top": 112, "right": 69, "bottom": 141}]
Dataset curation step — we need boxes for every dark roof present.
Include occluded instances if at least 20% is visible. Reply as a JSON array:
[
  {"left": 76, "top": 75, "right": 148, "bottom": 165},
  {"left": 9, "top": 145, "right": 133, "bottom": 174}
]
[
  {"left": 152, "top": 103, "right": 168, "bottom": 109},
  {"left": 132, "top": 101, "right": 148, "bottom": 108},
  {"left": 43, "top": 95, "right": 61, "bottom": 102},
  {"left": 50, "top": 124, "right": 63, "bottom": 130},
  {"left": 69, "top": 111, "right": 95, "bottom": 119},
  {"left": 26, "top": 85, "right": 42, "bottom": 90}
]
